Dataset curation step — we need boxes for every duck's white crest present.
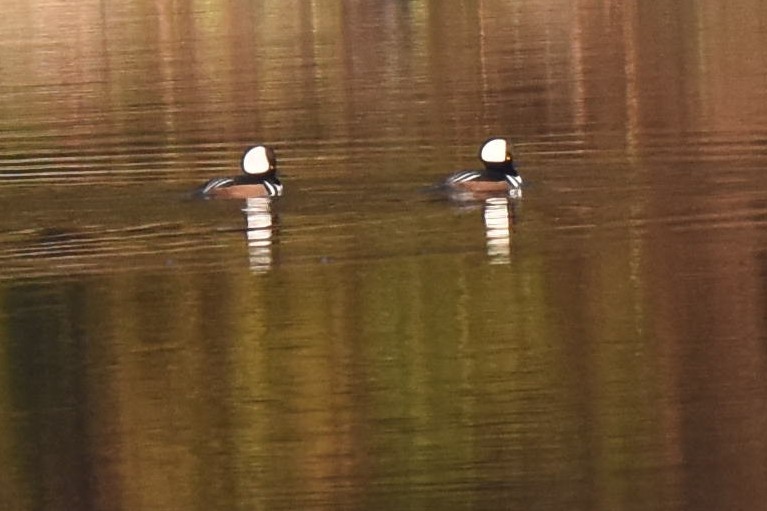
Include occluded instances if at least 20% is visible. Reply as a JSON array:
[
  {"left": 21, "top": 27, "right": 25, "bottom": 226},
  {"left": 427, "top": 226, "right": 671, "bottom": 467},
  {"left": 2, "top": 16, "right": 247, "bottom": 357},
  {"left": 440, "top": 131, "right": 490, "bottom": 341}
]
[
  {"left": 242, "top": 146, "right": 271, "bottom": 175},
  {"left": 480, "top": 138, "right": 508, "bottom": 163}
]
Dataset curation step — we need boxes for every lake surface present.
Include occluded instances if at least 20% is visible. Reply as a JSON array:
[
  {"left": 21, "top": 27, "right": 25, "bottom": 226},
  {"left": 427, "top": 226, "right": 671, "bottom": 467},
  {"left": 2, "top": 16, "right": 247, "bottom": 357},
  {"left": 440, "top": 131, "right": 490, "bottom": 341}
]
[{"left": 1, "top": 1, "right": 766, "bottom": 510}]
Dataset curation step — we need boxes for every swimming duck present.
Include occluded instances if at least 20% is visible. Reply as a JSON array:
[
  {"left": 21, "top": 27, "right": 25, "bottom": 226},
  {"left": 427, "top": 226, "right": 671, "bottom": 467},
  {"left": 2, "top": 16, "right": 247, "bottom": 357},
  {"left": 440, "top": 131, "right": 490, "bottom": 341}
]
[
  {"left": 195, "top": 145, "right": 283, "bottom": 199},
  {"left": 443, "top": 138, "right": 522, "bottom": 196}
]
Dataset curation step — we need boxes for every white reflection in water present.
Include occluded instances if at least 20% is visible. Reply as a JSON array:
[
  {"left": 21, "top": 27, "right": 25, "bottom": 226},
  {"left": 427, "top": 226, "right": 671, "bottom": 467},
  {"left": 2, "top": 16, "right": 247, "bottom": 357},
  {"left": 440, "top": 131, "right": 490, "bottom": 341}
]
[
  {"left": 483, "top": 197, "right": 512, "bottom": 264},
  {"left": 242, "top": 198, "right": 275, "bottom": 273}
]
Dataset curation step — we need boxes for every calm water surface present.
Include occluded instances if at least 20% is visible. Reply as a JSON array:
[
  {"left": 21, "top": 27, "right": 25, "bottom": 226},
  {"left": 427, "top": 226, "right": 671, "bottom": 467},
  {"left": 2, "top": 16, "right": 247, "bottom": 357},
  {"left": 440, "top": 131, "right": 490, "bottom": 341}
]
[{"left": 1, "top": 1, "right": 766, "bottom": 510}]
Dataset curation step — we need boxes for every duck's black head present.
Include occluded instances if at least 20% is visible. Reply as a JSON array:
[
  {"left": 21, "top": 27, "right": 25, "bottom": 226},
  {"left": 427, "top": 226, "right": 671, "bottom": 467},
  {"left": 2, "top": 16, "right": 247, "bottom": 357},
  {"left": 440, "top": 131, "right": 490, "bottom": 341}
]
[
  {"left": 479, "top": 137, "right": 516, "bottom": 173},
  {"left": 242, "top": 145, "right": 277, "bottom": 176}
]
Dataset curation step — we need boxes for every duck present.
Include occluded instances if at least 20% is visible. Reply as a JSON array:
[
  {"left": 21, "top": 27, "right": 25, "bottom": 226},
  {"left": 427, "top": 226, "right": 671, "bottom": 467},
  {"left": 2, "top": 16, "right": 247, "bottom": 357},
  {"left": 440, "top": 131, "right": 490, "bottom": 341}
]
[
  {"left": 443, "top": 138, "right": 522, "bottom": 197},
  {"left": 195, "top": 145, "right": 283, "bottom": 199}
]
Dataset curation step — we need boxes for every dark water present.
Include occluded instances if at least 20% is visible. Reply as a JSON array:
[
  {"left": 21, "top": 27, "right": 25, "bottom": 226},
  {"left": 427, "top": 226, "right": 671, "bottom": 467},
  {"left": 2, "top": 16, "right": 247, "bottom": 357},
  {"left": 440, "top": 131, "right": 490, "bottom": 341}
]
[{"left": 2, "top": 1, "right": 767, "bottom": 510}]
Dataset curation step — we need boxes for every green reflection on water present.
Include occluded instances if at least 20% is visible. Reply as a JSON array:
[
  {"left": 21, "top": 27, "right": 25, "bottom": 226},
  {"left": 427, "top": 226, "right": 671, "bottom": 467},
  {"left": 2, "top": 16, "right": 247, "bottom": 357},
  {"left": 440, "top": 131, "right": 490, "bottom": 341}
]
[{"left": 0, "top": 232, "right": 675, "bottom": 510}]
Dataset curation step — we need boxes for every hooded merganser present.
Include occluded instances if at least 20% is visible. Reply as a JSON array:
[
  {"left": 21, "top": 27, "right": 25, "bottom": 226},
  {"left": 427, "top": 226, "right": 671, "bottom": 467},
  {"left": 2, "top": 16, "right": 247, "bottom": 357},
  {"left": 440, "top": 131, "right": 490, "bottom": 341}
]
[
  {"left": 195, "top": 145, "right": 283, "bottom": 199},
  {"left": 444, "top": 138, "right": 522, "bottom": 197}
]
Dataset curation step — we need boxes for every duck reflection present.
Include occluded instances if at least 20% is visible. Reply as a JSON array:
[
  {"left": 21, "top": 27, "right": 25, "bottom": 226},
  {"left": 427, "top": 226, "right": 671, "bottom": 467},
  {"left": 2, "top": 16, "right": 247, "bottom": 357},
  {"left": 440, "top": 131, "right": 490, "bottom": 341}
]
[
  {"left": 482, "top": 197, "right": 513, "bottom": 265},
  {"left": 242, "top": 197, "right": 276, "bottom": 273}
]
